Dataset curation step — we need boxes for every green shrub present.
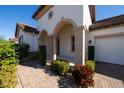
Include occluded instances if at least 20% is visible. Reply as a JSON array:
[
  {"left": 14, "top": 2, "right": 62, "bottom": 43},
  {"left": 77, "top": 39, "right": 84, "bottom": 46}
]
[
  {"left": 0, "top": 40, "right": 18, "bottom": 88},
  {"left": 0, "top": 64, "right": 17, "bottom": 88},
  {"left": 39, "top": 46, "right": 47, "bottom": 66},
  {"left": 51, "top": 59, "right": 70, "bottom": 76},
  {"left": 0, "top": 57, "right": 18, "bottom": 66},
  {"left": 85, "top": 60, "right": 95, "bottom": 71},
  {"left": 15, "top": 43, "right": 30, "bottom": 62},
  {"left": 0, "top": 40, "right": 18, "bottom": 65},
  {"left": 0, "top": 40, "right": 17, "bottom": 62},
  {"left": 72, "top": 64, "right": 94, "bottom": 88}
]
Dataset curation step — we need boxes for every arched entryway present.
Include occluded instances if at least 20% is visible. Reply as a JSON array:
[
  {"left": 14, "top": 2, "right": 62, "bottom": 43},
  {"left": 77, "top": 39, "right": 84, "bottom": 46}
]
[
  {"left": 39, "top": 30, "right": 49, "bottom": 58},
  {"left": 53, "top": 19, "right": 78, "bottom": 63},
  {"left": 57, "top": 24, "right": 75, "bottom": 58}
]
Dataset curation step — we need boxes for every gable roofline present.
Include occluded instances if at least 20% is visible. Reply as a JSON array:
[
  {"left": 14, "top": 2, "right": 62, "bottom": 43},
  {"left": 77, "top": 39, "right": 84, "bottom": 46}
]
[
  {"left": 15, "top": 22, "right": 39, "bottom": 38},
  {"left": 89, "top": 5, "right": 96, "bottom": 23},
  {"left": 32, "top": 5, "right": 54, "bottom": 20},
  {"left": 33, "top": 5, "right": 96, "bottom": 21},
  {"left": 32, "top": 5, "right": 46, "bottom": 19},
  {"left": 89, "top": 14, "right": 124, "bottom": 31}
]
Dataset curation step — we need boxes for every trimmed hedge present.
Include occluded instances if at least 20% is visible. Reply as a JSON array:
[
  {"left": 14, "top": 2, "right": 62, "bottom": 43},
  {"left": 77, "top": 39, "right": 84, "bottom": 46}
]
[
  {"left": 85, "top": 60, "right": 95, "bottom": 72},
  {"left": 51, "top": 59, "right": 70, "bottom": 76},
  {"left": 39, "top": 45, "right": 47, "bottom": 66}
]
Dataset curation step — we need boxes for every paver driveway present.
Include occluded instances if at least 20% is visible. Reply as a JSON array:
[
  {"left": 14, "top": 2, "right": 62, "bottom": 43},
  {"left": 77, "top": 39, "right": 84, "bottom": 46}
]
[
  {"left": 17, "top": 61, "right": 124, "bottom": 88},
  {"left": 94, "top": 62, "right": 124, "bottom": 88}
]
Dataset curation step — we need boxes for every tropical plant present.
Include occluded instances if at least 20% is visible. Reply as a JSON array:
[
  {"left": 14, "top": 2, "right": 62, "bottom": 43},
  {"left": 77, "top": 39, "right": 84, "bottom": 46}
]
[{"left": 72, "top": 64, "right": 94, "bottom": 88}]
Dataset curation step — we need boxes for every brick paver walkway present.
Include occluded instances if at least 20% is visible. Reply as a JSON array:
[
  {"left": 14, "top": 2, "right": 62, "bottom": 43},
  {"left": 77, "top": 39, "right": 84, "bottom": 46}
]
[
  {"left": 17, "top": 61, "right": 124, "bottom": 88},
  {"left": 17, "top": 61, "right": 60, "bottom": 88}
]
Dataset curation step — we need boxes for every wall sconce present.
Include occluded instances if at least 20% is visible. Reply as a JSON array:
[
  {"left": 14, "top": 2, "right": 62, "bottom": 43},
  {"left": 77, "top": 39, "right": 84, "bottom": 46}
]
[{"left": 89, "top": 40, "right": 92, "bottom": 44}]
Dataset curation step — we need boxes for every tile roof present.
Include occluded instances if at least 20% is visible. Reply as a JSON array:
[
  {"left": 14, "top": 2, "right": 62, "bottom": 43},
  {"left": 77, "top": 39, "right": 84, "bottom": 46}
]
[
  {"left": 32, "top": 5, "right": 46, "bottom": 19},
  {"left": 89, "top": 5, "right": 96, "bottom": 23},
  {"left": 15, "top": 23, "right": 39, "bottom": 37},
  {"left": 89, "top": 14, "right": 124, "bottom": 31}
]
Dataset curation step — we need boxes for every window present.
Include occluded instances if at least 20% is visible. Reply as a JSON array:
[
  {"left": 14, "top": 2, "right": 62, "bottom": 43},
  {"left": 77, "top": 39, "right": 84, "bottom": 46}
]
[
  {"left": 48, "top": 11, "right": 53, "bottom": 20},
  {"left": 71, "top": 35, "right": 75, "bottom": 52},
  {"left": 19, "top": 35, "right": 23, "bottom": 44}
]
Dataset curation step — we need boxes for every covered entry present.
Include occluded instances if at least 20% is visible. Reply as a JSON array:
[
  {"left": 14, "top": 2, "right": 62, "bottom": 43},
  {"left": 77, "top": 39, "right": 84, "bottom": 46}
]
[{"left": 53, "top": 19, "right": 83, "bottom": 64}]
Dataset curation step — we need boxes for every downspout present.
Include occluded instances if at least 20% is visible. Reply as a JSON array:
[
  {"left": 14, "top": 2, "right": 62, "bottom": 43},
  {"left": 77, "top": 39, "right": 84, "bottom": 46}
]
[
  {"left": 82, "top": 26, "right": 85, "bottom": 65},
  {"left": 82, "top": 25, "right": 87, "bottom": 65}
]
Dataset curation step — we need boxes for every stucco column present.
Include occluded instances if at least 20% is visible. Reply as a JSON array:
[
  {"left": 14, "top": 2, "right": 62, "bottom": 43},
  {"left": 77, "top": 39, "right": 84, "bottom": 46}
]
[
  {"left": 74, "top": 26, "right": 83, "bottom": 64},
  {"left": 53, "top": 35, "right": 57, "bottom": 60},
  {"left": 49, "top": 36, "right": 53, "bottom": 60}
]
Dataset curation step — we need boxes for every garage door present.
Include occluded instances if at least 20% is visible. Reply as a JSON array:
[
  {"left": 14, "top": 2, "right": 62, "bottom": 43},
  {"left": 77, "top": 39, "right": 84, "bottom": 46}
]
[{"left": 95, "top": 35, "right": 124, "bottom": 65}]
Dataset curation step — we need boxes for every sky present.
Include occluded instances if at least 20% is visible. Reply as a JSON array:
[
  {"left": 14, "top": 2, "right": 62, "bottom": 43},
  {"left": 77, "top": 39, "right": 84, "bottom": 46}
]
[
  {"left": 0, "top": 5, "right": 124, "bottom": 40},
  {"left": 96, "top": 5, "right": 124, "bottom": 21},
  {"left": 0, "top": 5, "right": 38, "bottom": 40}
]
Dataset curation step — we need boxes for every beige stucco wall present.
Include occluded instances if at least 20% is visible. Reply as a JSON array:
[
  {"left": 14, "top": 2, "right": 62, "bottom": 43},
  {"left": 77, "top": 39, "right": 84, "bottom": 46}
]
[
  {"left": 18, "top": 30, "right": 39, "bottom": 52},
  {"left": 24, "top": 32, "right": 39, "bottom": 52},
  {"left": 37, "top": 5, "right": 83, "bottom": 35}
]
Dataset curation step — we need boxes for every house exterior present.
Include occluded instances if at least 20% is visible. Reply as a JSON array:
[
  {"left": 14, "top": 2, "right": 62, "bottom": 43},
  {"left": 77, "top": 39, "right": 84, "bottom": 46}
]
[
  {"left": 32, "top": 5, "right": 94, "bottom": 64},
  {"left": 15, "top": 23, "right": 39, "bottom": 52},
  {"left": 16, "top": 5, "right": 124, "bottom": 66}
]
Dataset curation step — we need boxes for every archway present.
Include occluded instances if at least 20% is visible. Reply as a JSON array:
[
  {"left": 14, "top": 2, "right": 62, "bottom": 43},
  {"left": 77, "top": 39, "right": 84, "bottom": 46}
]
[
  {"left": 39, "top": 30, "right": 49, "bottom": 58},
  {"left": 53, "top": 19, "right": 77, "bottom": 63}
]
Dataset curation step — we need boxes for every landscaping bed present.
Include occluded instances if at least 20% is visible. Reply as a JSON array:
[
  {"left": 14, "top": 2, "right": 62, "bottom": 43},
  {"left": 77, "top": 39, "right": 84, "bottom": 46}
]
[{"left": 50, "top": 59, "right": 95, "bottom": 88}]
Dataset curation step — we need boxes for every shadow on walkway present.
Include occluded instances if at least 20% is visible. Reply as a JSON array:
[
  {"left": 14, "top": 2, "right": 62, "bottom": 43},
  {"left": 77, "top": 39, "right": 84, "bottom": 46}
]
[
  {"left": 19, "top": 60, "right": 57, "bottom": 76},
  {"left": 19, "top": 61, "right": 78, "bottom": 88}
]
